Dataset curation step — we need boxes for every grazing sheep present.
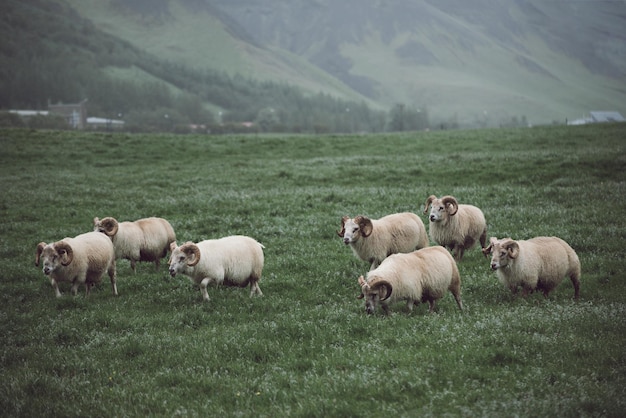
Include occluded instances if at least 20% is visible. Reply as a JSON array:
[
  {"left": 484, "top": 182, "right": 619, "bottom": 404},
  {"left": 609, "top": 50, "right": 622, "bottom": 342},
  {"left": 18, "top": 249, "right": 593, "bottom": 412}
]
[
  {"left": 337, "top": 212, "right": 429, "bottom": 271},
  {"left": 357, "top": 246, "right": 463, "bottom": 315},
  {"left": 35, "top": 231, "right": 117, "bottom": 297},
  {"left": 94, "top": 216, "right": 176, "bottom": 272},
  {"left": 423, "top": 195, "right": 487, "bottom": 261},
  {"left": 168, "top": 236, "right": 264, "bottom": 302},
  {"left": 483, "top": 236, "right": 581, "bottom": 299}
]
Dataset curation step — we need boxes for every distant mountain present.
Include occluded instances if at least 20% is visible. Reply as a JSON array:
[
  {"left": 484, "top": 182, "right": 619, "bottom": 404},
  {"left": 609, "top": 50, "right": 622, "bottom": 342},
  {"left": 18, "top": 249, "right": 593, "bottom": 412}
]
[
  {"left": 208, "top": 0, "right": 626, "bottom": 125},
  {"left": 10, "top": 0, "right": 626, "bottom": 127}
]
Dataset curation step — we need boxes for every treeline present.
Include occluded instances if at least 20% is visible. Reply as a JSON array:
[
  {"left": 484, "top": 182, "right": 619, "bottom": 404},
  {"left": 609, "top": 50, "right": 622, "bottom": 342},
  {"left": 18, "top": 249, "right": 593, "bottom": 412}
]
[{"left": 0, "top": 0, "right": 429, "bottom": 133}]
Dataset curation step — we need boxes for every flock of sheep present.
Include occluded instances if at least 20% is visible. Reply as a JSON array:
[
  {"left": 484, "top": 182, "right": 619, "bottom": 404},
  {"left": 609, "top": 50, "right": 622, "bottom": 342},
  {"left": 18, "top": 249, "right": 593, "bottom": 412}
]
[{"left": 34, "top": 194, "right": 581, "bottom": 314}]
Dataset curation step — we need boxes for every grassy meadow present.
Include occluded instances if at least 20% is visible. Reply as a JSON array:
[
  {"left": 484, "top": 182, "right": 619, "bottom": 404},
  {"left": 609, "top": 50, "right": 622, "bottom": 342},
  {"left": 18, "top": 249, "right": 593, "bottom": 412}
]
[{"left": 0, "top": 124, "right": 625, "bottom": 417}]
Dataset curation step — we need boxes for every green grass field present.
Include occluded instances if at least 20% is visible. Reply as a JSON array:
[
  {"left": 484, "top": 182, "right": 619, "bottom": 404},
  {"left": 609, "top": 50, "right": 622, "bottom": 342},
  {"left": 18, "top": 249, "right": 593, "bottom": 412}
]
[{"left": 1, "top": 124, "right": 625, "bottom": 417}]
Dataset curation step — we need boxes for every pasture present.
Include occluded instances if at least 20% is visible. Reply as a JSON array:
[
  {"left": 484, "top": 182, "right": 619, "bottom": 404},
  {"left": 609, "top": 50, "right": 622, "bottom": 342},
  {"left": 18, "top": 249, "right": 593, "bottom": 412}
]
[{"left": 0, "top": 124, "right": 625, "bottom": 417}]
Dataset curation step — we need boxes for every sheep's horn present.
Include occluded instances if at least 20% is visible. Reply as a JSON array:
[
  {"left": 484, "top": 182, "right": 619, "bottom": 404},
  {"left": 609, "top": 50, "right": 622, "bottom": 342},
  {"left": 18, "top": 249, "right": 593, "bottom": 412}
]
[
  {"left": 441, "top": 196, "right": 458, "bottom": 216},
  {"left": 423, "top": 195, "right": 436, "bottom": 214},
  {"left": 482, "top": 238, "right": 498, "bottom": 257},
  {"left": 337, "top": 216, "right": 349, "bottom": 237},
  {"left": 371, "top": 280, "right": 392, "bottom": 301},
  {"left": 99, "top": 217, "right": 119, "bottom": 237},
  {"left": 54, "top": 241, "right": 74, "bottom": 266},
  {"left": 35, "top": 242, "right": 46, "bottom": 266},
  {"left": 182, "top": 243, "right": 201, "bottom": 266},
  {"left": 505, "top": 240, "right": 520, "bottom": 259},
  {"left": 356, "top": 216, "right": 373, "bottom": 237}
]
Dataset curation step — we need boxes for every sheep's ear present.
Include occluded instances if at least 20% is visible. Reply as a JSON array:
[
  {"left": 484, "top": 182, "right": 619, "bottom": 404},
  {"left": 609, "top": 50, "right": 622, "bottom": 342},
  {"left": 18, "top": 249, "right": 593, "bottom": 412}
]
[{"left": 358, "top": 216, "right": 373, "bottom": 237}]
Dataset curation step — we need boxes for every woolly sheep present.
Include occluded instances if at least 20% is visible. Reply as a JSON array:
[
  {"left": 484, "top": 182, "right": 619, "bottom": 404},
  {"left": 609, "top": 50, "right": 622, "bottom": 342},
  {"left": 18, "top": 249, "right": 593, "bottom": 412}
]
[
  {"left": 35, "top": 231, "right": 117, "bottom": 298},
  {"left": 357, "top": 246, "right": 463, "bottom": 315},
  {"left": 337, "top": 212, "right": 429, "bottom": 271},
  {"left": 168, "top": 236, "right": 264, "bottom": 302},
  {"left": 93, "top": 216, "right": 176, "bottom": 272},
  {"left": 423, "top": 195, "right": 487, "bottom": 261},
  {"left": 483, "top": 236, "right": 581, "bottom": 299}
]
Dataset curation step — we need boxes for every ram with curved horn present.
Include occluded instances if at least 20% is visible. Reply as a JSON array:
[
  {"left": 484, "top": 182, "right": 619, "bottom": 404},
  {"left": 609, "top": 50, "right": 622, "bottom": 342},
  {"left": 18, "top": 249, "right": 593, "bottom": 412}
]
[
  {"left": 357, "top": 246, "right": 463, "bottom": 315},
  {"left": 483, "top": 236, "right": 581, "bottom": 299},
  {"left": 94, "top": 216, "right": 176, "bottom": 273},
  {"left": 168, "top": 236, "right": 265, "bottom": 303},
  {"left": 338, "top": 212, "right": 428, "bottom": 271},
  {"left": 35, "top": 231, "right": 117, "bottom": 298},
  {"left": 423, "top": 195, "right": 487, "bottom": 261}
]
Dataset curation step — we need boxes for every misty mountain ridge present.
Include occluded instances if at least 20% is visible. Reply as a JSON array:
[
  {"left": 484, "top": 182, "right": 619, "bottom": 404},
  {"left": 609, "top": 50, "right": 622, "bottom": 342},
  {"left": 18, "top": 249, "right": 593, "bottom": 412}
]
[{"left": 18, "top": 0, "right": 626, "bottom": 126}]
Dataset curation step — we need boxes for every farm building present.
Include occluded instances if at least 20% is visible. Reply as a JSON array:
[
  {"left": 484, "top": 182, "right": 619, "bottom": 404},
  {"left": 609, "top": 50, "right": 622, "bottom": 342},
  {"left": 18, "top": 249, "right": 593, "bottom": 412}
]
[
  {"left": 48, "top": 99, "right": 88, "bottom": 129},
  {"left": 568, "top": 110, "right": 625, "bottom": 125}
]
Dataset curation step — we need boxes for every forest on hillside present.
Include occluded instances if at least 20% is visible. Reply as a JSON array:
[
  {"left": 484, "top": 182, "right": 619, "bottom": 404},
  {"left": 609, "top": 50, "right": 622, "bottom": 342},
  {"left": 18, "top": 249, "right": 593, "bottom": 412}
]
[{"left": 0, "top": 0, "right": 427, "bottom": 133}]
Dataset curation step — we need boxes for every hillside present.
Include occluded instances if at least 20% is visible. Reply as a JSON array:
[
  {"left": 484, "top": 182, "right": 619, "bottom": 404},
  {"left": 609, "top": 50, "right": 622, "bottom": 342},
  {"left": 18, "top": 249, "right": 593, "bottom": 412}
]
[
  {"left": 65, "top": 0, "right": 626, "bottom": 126},
  {"left": 0, "top": 0, "right": 384, "bottom": 133}
]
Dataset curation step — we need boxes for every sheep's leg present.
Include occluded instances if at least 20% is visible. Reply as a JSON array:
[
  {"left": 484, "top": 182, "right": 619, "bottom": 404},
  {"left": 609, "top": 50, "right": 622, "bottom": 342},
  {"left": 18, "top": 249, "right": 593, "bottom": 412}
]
[
  {"left": 130, "top": 259, "right": 137, "bottom": 274},
  {"left": 406, "top": 300, "right": 415, "bottom": 312},
  {"left": 451, "top": 290, "right": 463, "bottom": 311},
  {"left": 428, "top": 300, "right": 436, "bottom": 313},
  {"left": 84, "top": 282, "right": 91, "bottom": 297},
  {"left": 479, "top": 228, "right": 487, "bottom": 249},
  {"left": 154, "top": 259, "right": 160, "bottom": 271},
  {"left": 250, "top": 279, "right": 263, "bottom": 297},
  {"left": 455, "top": 246, "right": 465, "bottom": 261},
  {"left": 51, "top": 279, "right": 62, "bottom": 298},
  {"left": 570, "top": 272, "right": 581, "bottom": 300},
  {"left": 200, "top": 278, "right": 211, "bottom": 301},
  {"left": 71, "top": 281, "right": 80, "bottom": 296},
  {"left": 108, "top": 262, "right": 118, "bottom": 296}
]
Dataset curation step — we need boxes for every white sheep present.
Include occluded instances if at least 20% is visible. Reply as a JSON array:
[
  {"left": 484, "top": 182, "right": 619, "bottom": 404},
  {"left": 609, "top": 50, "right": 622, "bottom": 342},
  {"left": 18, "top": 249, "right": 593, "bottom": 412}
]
[
  {"left": 35, "top": 231, "right": 117, "bottom": 298},
  {"left": 93, "top": 216, "right": 176, "bottom": 272},
  {"left": 483, "top": 236, "right": 581, "bottom": 299},
  {"left": 423, "top": 195, "right": 487, "bottom": 261},
  {"left": 337, "top": 212, "right": 429, "bottom": 271},
  {"left": 357, "top": 246, "right": 463, "bottom": 315},
  {"left": 168, "top": 236, "right": 264, "bottom": 302}
]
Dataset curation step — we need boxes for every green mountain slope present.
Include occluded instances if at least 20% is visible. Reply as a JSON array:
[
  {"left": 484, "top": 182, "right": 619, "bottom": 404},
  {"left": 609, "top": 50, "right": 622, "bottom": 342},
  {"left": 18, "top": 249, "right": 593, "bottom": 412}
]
[
  {"left": 66, "top": 0, "right": 374, "bottom": 107},
  {"left": 66, "top": 0, "right": 626, "bottom": 126}
]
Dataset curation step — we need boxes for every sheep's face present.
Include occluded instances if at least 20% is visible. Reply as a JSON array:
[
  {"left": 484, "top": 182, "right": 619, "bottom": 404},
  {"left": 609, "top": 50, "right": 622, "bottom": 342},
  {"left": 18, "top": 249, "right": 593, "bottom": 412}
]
[
  {"left": 364, "top": 291, "right": 381, "bottom": 314},
  {"left": 168, "top": 248, "right": 187, "bottom": 277},
  {"left": 358, "top": 276, "right": 390, "bottom": 315},
  {"left": 341, "top": 218, "right": 361, "bottom": 245},
  {"left": 428, "top": 200, "right": 446, "bottom": 222},
  {"left": 39, "top": 246, "right": 62, "bottom": 275},
  {"left": 489, "top": 241, "right": 512, "bottom": 270}
]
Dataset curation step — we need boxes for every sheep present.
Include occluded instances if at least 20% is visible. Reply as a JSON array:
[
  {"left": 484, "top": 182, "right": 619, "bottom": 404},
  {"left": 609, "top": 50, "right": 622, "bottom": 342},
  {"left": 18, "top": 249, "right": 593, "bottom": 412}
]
[
  {"left": 93, "top": 216, "right": 176, "bottom": 272},
  {"left": 168, "top": 236, "right": 264, "bottom": 302},
  {"left": 35, "top": 231, "right": 117, "bottom": 298},
  {"left": 357, "top": 246, "right": 463, "bottom": 315},
  {"left": 483, "top": 236, "right": 581, "bottom": 299},
  {"left": 337, "top": 212, "right": 429, "bottom": 271},
  {"left": 422, "top": 195, "right": 487, "bottom": 261}
]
